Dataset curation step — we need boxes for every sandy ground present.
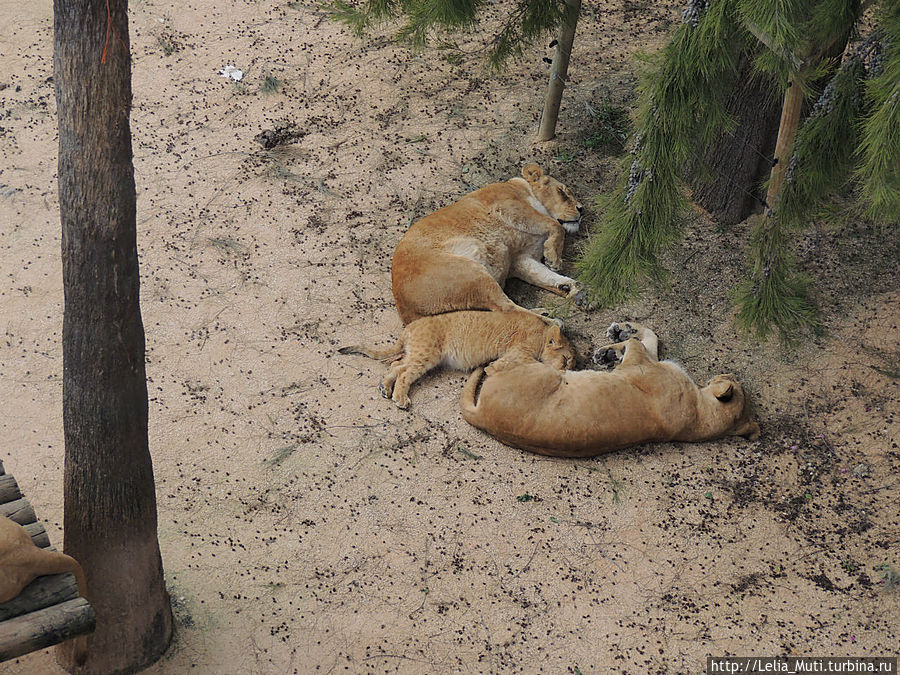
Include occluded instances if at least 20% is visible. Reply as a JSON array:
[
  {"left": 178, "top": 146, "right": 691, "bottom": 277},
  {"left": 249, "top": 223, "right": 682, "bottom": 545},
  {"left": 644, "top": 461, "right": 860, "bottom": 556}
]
[{"left": 1, "top": 0, "right": 898, "bottom": 672}]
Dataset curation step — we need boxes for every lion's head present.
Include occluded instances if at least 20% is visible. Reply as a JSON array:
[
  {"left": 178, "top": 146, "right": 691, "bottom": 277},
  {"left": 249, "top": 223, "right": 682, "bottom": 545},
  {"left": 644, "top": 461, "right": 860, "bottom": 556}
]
[
  {"left": 705, "top": 374, "right": 761, "bottom": 440},
  {"left": 540, "top": 323, "right": 576, "bottom": 370},
  {"left": 522, "top": 164, "right": 583, "bottom": 234}
]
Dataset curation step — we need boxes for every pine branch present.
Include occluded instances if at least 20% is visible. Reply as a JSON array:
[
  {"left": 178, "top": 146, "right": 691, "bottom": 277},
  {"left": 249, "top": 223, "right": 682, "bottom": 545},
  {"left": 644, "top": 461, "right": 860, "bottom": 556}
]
[
  {"left": 778, "top": 44, "right": 866, "bottom": 227},
  {"left": 737, "top": 0, "right": 808, "bottom": 84},
  {"left": 329, "top": 0, "right": 566, "bottom": 68},
  {"left": 856, "top": 2, "right": 900, "bottom": 222},
  {"left": 577, "top": 0, "right": 745, "bottom": 307},
  {"left": 734, "top": 215, "right": 819, "bottom": 343},
  {"left": 743, "top": 18, "right": 803, "bottom": 70}
]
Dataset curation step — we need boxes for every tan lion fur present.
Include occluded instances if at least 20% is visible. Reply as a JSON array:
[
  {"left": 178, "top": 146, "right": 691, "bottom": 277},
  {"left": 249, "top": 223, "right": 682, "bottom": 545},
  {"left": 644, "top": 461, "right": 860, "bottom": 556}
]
[
  {"left": 1, "top": 515, "right": 89, "bottom": 663},
  {"left": 339, "top": 310, "right": 575, "bottom": 409},
  {"left": 391, "top": 163, "right": 583, "bottom": 325},
  {"left": 460, "top": 323, "right": 760, "bottom": 457}
]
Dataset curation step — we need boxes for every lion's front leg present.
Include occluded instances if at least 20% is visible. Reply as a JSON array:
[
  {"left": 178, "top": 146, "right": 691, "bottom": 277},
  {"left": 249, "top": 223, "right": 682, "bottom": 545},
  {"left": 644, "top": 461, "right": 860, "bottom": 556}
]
[
  {"left": 510, "top": 255, "right": 579, "bottom": 298},
  {"left": 492, "top": 203, "right": 567, "bottom": 270},
  {"left": 542, "top": 226, "right": 565, "bottom": 272}
]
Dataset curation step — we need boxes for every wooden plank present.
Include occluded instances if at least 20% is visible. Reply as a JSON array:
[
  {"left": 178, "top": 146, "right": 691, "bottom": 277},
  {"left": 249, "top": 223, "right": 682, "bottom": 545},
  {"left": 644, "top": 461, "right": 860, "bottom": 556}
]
[
  {"left": 0, "top": 597, "right": 94, "bottom": 662},
  {"left": 0, "top": 475, "right": 22, "bottom": 504},
  {"left": 0, "top": 574, "right": 80, "bottom": 623},
  {"left": 23, "top": 522, "right": 51, "bottom": 549},
  {"left": 0, "top": 499, "right": 36, "bottom": 525}
]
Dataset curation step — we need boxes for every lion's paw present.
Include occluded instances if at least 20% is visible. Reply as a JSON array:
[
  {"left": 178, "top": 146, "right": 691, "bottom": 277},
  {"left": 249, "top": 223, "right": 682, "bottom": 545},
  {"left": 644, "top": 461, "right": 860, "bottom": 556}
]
[
  {"left": 379, "top": 381, "right": 392, "bottom": 399},
  {"left": 570, "top": 288, "right": 597, "bottom": 310},
  {"left": 392, "top": 395, "right": 411, "bottom": 410},
  {"left": 548, "top": 258, "right": 564, "bottom": 273},
  {"left": 605, "top": 321, "right": 638, "bottom": 344},
  {"left": 592, "top": 346, "right": 622, "bottom": 369}
]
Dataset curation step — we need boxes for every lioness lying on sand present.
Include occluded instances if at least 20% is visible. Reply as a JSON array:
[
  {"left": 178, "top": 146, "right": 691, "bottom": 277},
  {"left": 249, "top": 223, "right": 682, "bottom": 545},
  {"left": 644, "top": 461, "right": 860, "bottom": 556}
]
[
  {"left": 339, "top": 310, "right": 575, "bottom": 409},
  {"left": 461, "top": 322, "right": 760, "bottom": 457},
  {"left": 392, "top": 163, "right": 585, "bottom": 325}
]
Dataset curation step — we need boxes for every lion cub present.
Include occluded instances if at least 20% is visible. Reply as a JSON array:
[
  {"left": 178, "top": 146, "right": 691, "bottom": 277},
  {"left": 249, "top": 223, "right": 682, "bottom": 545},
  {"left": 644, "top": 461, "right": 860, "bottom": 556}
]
[{"left": 339, "top": 310, "right": 575, "bottom": 409}]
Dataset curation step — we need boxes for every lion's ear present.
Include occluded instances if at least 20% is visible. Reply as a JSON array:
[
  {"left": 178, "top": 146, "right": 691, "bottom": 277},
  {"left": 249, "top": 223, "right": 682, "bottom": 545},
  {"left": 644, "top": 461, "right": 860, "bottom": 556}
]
[
  {"left": 522, "top": 164, "right": 544, "bottom": 183},
  {"left": 710, "top": 376, "right": 735, "bottom": 402},
  {"left": 546, "top": 323, "right": 562, "bottom": 344}
]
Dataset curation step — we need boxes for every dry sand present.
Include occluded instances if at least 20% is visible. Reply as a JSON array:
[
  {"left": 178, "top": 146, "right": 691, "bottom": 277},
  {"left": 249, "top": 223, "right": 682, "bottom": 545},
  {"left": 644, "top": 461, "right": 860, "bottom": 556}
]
[{"left": 1, "top": 0, "right": 898, "bottom": 672}]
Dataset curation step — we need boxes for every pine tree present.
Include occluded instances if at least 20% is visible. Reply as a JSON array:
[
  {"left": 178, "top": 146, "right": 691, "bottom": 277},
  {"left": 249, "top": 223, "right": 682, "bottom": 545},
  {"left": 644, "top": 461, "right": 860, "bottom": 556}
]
[{"left": 578, "top": 0, "right": 900, "bottom": 342}]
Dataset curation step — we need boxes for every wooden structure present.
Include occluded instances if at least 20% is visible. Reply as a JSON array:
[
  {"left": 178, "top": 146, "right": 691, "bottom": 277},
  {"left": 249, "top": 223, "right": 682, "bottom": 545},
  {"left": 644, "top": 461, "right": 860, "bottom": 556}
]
[{"left": 0, "top": 459, "right": 95, "bottom": 662}]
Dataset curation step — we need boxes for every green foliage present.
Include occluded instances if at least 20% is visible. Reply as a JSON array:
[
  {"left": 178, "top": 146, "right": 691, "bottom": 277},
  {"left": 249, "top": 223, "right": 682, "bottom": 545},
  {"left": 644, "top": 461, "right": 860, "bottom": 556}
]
[
  {"left": 580, "top": 0, "right": 898, "bottom": 343},
  {"left": 577, "top": 0, "right": 743, "bottom": 306},
  {"left": 396, "top": 0, "right": 483, "bottom": 50},
  {"left": 807, "top": 0, "right": 860, "bottom": 50},
  {"left": 577, "top": 187, "right": 684, "bottom": 307},
  {"left": 555, "top": 147, "right": 578, "bottom": 162},
  {"left": 327, "top": 0, "right": 566, "bottom": 68},
  {"left": 737, "top": 0, "right": 806, "bottom": 82},
  {"left": 777, "top": 51, "right": 866, "bottom": 227},
  {"left": 733, "top": 216, "right": 819, "bottom": 343},
  {"left": 328, "top": 0, "right": 380, "bottom": 36},
  {"left": 486, "top": 0, "right": 567, "bottom": 69},
  {"left": 260, "top": 75, "right": 283, "bottom": 94},
  {"left": 857, "top": 2, "right": 900, "bottom": 222}
]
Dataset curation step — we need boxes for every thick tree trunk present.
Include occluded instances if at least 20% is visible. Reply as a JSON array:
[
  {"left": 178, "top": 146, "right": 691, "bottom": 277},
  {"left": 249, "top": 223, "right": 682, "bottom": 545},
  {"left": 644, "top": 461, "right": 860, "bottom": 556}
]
[
  {"left": 688, "top": 53, "right": 781, "bottom": 224},
  {"left": 537, "top": 0, "right": 581, "bottom": 141},
  {"left": 53, "top": 0, "right": 173, "bottom": 672}
]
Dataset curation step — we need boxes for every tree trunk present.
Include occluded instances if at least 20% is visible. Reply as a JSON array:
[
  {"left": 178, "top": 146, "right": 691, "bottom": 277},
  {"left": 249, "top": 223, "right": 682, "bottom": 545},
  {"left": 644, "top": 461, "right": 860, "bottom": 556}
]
[
  {"left": 688, "top": 52, "right": 782, "bottom": 224},
  {"left": 537, "top": 0, "right": 581, "bottom": 141},
  {"left": 765, "top": 73, "right": 805, "bottom": 209},
  {"left": 53, "top": 0, "right": 173, "bottom": 672}
]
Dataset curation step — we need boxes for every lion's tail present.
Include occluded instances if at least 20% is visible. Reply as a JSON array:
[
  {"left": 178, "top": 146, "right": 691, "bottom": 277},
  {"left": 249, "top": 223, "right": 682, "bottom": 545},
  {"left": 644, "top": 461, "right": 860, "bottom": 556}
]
[
  {"left": 337, "top": 338, "right": 404, "bottom": 362},
  {"left": 460, "top": 367, "right": 485, "bottom": 420}
]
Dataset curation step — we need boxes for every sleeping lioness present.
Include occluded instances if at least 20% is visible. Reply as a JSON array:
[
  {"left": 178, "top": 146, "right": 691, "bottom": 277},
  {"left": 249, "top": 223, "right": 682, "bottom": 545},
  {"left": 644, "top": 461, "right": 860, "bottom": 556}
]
[
  {"left": 392, "top": 163, "right": 585, "bottom": 325},
  {"left": 461, "top": 322, "right": 760, "bottom": 457},
  {"left": 339, "top": 310, "right": 574, "bottom": 409}
]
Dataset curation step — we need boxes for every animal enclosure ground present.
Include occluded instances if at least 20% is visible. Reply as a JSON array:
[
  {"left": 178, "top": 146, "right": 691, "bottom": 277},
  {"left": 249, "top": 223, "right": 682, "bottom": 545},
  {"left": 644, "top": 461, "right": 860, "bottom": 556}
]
[{"left": 1, "top": 0, "right": 898, "bottom": 672}]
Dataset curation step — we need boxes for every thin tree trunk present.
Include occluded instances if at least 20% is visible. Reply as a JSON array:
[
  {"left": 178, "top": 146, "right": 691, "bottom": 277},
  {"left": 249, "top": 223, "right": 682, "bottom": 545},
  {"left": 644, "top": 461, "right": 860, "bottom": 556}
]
[
  {"left": 765, "top": 74, "right": 805, "bottom": 209},
  {"left": 764, "top": 24, "right": 850, "bottom": 210},
  {"left": 537, "top": 0, "right": 581, "bottom": 141},
  {"left": 53, "top": 0, "right": 173, "bottom": 671},
  {"left": 689, "top": 53, "right": 781, "bottom": 224}
]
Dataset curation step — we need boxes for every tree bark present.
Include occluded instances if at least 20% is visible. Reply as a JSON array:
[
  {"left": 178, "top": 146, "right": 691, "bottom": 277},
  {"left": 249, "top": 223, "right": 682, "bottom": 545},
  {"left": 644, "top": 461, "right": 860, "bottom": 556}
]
[
  {"left": 765, "top": 74, "right": 805, "bottom": 209},
  {"left": 53, "top": 0, "right": 173, "bottom": 672},
  {"left": 537, "top": 0, "right": 581, "bottom": 141},
  {"left": 688, "top": 52, "right": 782, "bottom": 225}
]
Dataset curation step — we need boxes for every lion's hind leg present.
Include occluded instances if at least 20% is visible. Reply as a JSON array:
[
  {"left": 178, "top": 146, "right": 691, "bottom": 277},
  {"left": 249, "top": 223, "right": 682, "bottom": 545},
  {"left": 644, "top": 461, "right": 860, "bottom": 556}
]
[
  {"left": 380, "top": 359, "right": 403, "bottom": 399},
  {"left": 384, "top": 332, "right": 446, "bottom": 410},
  {"left": 388, "top": 359, "right": 435, "bottom": 410}
]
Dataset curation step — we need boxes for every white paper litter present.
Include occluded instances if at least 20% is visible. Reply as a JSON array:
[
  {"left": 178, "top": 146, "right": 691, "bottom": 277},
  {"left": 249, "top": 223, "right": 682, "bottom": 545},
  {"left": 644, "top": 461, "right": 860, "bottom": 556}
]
[{"left": 218, "top": 65, "right": 243, "bottom": 81}]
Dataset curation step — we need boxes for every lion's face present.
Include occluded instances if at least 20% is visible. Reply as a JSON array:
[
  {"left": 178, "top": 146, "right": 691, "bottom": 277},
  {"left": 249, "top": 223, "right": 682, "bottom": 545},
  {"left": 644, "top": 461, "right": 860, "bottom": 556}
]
[
  {"left": 522, "top": 164, "right": 583, "bottom": 233},
  {"left": 540, "top": 324, "right": 576, "bottom": 370}
]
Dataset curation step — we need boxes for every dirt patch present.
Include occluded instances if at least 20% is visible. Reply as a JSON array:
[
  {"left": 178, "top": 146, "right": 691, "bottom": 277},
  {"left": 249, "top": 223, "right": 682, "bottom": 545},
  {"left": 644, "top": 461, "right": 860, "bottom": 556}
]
[{"left": 1, "top": 0, "right": 897, "bottom": 672}]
